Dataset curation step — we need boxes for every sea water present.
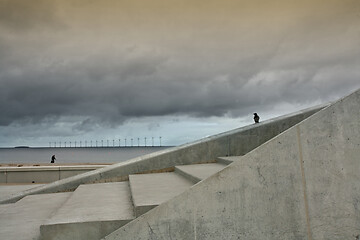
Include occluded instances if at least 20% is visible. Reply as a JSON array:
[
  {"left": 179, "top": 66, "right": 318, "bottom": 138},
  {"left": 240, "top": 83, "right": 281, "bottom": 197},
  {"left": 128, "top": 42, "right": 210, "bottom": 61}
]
[{"left": 0, "top": 146, "right": 173, "bottom": 164}]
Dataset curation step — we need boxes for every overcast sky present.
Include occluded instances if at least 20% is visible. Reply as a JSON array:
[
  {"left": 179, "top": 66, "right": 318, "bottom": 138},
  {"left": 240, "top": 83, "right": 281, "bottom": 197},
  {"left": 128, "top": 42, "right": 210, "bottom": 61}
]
[{"left": 0, "top": 0, "right": 359, "bottom": 147}]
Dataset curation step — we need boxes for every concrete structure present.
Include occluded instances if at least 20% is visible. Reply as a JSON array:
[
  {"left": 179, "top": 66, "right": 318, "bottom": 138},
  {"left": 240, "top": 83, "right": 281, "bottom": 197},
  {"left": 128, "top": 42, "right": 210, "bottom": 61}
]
[
  {"left": 0, "top": 165, "right": 109, "bottom": 184},
  {"left": 0, "top": 162, "right": 233, "bottom": 240},
  {"left": 104, "top": 90, "right": 360, "bottom": 239},
  {"left": 0, "top": 103, "right": 325, "bottom": 204},
  {"left": 1, "top": 89, "right": 359, "bottom": 240}
]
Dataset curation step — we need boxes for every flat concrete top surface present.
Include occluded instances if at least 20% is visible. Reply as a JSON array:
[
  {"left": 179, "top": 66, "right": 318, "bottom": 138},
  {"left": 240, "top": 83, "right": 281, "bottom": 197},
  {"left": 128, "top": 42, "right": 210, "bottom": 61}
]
[
  {"left": 129, "top": 172, "right": 193, "bottom": 206},
  {"left": 0, "top": 184, "right": 44, "bottom": 202},
  {"left": 46, "top": 182, "right": 134, "bottom": 225},
  {"left": 176, "top": 163, "right": 227, "bottom": 180},
  {"left": 0, "top": 192, "right": 71, "bottom": 240}
]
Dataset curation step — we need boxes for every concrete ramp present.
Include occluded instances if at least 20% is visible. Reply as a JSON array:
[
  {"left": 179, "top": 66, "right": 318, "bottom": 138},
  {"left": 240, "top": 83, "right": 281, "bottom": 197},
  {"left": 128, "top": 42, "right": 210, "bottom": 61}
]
[{"left": 103, "top": 90, "right": 360, "bottom": 240}]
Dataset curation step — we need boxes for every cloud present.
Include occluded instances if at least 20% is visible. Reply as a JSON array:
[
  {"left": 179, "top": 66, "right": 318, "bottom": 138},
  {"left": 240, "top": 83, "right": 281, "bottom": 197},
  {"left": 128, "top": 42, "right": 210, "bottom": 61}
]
[
  {"left": 0, "top": 0, "right": 64, "bottom": 31},
  {"left": 0, "top": 0, "right": 359, "bottom": 131}
]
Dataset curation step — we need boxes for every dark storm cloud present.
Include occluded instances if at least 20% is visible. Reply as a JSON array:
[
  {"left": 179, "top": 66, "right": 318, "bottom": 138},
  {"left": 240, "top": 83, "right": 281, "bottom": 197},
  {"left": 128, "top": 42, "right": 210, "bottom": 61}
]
[
  {"left": 0, "top": 0, "right": 63, "bottom": 31},
  {"left": 1, "top": 51, "right": 358, "bottom": 128},
  {"left": 0, "top": 0, "right": 359, "bottom": 130}
]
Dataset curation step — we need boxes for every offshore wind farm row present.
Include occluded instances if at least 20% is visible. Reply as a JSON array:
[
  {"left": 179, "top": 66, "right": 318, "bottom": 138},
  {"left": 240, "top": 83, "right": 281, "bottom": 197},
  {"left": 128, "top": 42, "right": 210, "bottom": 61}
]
[{"left": 47, "top": 136, "right": 163, "bottom": 148}]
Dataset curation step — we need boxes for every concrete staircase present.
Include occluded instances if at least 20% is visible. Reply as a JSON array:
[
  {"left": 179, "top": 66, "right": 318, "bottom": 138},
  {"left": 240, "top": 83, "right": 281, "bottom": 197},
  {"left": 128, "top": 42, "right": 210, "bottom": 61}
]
[{"left": 0, "top": 160, "right": 231, "bottom": 240}]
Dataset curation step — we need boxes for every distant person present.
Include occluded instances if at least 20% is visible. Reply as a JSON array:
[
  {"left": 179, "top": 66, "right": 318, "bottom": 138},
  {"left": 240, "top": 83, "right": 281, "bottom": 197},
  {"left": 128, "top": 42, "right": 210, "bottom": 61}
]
[
  {"left": 51, "top": 155, "right": 56, "bottom": 163},
  {"left": 253, "top": 113, "right": 260, "bottom": 123}
]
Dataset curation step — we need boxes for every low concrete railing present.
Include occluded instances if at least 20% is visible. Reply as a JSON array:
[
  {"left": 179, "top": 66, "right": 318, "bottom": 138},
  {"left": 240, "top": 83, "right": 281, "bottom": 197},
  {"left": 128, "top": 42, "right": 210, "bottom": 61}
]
[{"left": 0, "top": 165, "right": 109, "bottom": 184}]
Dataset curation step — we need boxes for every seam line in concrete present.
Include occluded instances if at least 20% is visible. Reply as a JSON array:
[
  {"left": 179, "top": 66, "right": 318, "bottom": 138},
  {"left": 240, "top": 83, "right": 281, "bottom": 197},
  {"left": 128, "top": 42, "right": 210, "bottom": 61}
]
[
  {"left": 193, "top": 208, "right": 197, "bottom": 240},
  {"left": 296, "top": 125, "right": 312, "bottom": 240}
]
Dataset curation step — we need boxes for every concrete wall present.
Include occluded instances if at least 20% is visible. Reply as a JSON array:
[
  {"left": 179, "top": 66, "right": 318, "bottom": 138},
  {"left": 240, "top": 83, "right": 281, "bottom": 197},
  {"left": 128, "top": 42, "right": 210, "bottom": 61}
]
[
  {"left": 0, "top": 104, "right": 326, "bottom": 204},
  {"left": 0, "top": 166, "right": 108, "bottom": 184},
  {"left": 104, "top": 90, "right": 360, "bottom": 240}
]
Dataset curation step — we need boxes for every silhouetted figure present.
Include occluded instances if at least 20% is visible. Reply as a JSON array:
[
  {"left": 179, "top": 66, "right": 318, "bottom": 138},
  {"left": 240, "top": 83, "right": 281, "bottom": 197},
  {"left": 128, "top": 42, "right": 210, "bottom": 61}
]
[
  {"left": 51, "top": 155, "right": 56, "bottom": 163},
  {"left": 253, "top": 113, "right": 260, "bottom": 123}
]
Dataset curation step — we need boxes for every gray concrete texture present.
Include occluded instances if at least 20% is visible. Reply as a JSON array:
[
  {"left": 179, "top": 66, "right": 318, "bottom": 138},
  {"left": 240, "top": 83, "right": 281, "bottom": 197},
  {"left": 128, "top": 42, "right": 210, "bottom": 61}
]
[
  {"left": 0, "top": 192, "right": 71, "bottom": 240},
  {"left": 0, "top": 103, "right": 326, "bottom": 204},
  {"left": 40, "top": 182, "right": 134, "bottom": 240},
  {"left": 103, "top": 90, "right": 360, "bottom": 240}
]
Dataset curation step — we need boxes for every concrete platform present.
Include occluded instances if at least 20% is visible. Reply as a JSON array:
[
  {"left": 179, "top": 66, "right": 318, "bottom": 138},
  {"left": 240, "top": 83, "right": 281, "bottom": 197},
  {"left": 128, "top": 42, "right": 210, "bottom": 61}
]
[
  {"left": 175, "top": 163, "right": 228, "bottom": 183},
  {"left": 0, "top": 192, "right": 71, "bottom": 240},
  {"left": 40, "top": 182, "right": 134, "bottom": 240},
  {"left": 129, "top": 172, "right": 193, "bottom": 217}
]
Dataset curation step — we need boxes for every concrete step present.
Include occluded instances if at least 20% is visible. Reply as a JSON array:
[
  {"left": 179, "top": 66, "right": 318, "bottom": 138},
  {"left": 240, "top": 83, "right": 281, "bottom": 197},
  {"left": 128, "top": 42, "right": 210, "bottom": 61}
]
[
  {"left": 40, "top": 182, "right": 135, "bottom": 240},
  {"left": 175, "top": 163, "right": 228, "bottom": 183},
  {"left": 216, "top": 156, "right": 242, "bottom": 164},
  {"left": 129, "top": 172, "right": 193, "bottom": 217},
  {"left": 0, "top": 192, "right": 72, "bottom": 240}
]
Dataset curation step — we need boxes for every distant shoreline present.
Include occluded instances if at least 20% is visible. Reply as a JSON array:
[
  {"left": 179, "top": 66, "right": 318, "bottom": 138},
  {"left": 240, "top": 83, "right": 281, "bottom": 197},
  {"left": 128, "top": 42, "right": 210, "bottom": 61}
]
[{"left": 0, "top": 146, "right": 174, "bottom": 165}]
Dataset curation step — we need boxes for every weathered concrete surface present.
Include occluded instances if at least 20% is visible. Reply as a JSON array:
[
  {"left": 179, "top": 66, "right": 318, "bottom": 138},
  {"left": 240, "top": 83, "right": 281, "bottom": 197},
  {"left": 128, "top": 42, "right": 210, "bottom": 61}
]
[
  {"left": 103, "top": 90, "right": 360, "bottom": 240},
  {"left": 40, "top": 182, "right": 134, "bottom": 240},
  {"left": 129, "top": 172, "right": 193, "bottom": 217},
  {"left": 0, "top": 192, "right": 71, "bottom": 240},
  {"left": 0, "top": 104, "right": 326, "bottom": 204},
  {"left": 175, "top": 163, "right": 228, "bottom": 183}
]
